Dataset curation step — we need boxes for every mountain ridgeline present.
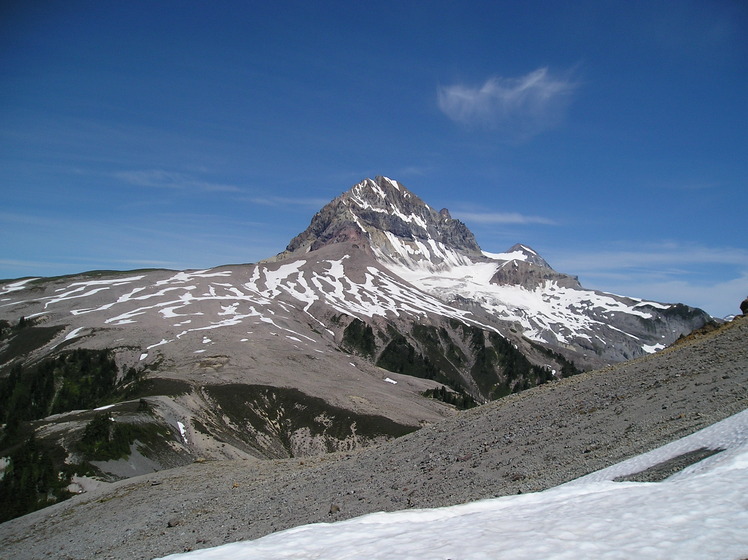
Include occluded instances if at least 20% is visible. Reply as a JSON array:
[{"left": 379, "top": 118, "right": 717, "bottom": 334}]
[{"left": 0, "top": 176, "right": 711, "bottom": 520}]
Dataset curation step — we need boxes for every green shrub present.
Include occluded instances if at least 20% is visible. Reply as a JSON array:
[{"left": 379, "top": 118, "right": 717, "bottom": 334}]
[
  {"left": 0, "top": 349, "right": 130, "bottom": 425},
  {"left": 77, "top": 412, "right": 136, "bottom": 461},
  {"left": 0, "top": 435, "right": 71, "bottom": 523},
  {"left": 422, "top": 385, "right": 476, "bottom": 409},
  {"left": 50, "top": 349, "right": 119, "bottom": 414},
  {"left": 376, "top": 333, "right": 439, "bottom": 380},
  {"left": 341, "top": 318, "right": 376, "bottom": 357}
]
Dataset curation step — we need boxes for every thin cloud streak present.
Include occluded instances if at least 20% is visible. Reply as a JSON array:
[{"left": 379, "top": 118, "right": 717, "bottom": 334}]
[
  {"left": 659, "top": 181, "right": 720, "bottom": 192},
  {"left": 247, "top": 196, "right": 331, "bottom": 209},
  {"left": 554, "top": 244, "right": 748, "bottom": 272},
  {"left": 397, "top": 166, "right": 434, "bottom": 178},
  {"left": 0, "top": 259, "right": 61, "bottom": 272},
  {"left": 0, "top": 257, "right": 174, "bottom": 275},
  {"left": 437, "top": 68, "right": 577, "bottom": 137},
  {"left": 110, "top": 259, "right": 179, "bottom": 267},
  {"left": 114, "top": 169, "right": 241, "bottom": 192},
  {"left": 454, "top": 211, "right": 557, "bottom": 226}
]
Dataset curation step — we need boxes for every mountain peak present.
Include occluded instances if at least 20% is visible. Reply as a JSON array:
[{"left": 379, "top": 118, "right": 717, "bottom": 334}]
[
  {"left": 344, "top": 176, "right": 430, "bottom": 220},
  {"left": 351, "top": 175, "right": 406, "bottom": 199},
  {"left": 274, "top": 177, "right": 482, "bottom": 270}
]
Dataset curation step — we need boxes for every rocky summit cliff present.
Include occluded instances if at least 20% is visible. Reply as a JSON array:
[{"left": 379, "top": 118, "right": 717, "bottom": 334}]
[
  {"left": 0, "top": 175, "right": 711, "bottom": 522},
  {"left": 274, "top": 176, "right": 483, "bottom": 269}
]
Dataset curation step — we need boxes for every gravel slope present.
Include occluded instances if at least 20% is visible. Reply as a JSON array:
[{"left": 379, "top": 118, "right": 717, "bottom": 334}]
[{"left": 2, "top": 316, "right": 746, "bottom": 560}]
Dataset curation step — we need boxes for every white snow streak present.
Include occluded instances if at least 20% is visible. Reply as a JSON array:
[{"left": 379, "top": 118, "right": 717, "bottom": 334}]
[
  {"left": 0, "top": 277, "right": 40, "bottom": 296},
  {"left": 64, "top": 327, "right": 86, "bottom": 341},
  {"left": 177, "top": 421, "right": 188, "bottom": 444}
]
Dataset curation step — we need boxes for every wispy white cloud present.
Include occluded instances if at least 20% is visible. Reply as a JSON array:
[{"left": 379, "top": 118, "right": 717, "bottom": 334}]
[
  {"left": 114, "top": 169, "right": 241, "bottom": 192},
  {"left": 437, "top": 68, "right": 577, "bottom": 138},
  {"left": 454, "top": 210, "right": 557, "bottom": 226}
]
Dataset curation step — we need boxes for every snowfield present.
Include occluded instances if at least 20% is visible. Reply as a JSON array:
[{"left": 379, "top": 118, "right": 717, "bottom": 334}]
[
  {"left": 160, "top": 409, "right": 748, "bottom": 560},
  {"left": 389, "top": 257, "right": 668, "bottom": 348}
]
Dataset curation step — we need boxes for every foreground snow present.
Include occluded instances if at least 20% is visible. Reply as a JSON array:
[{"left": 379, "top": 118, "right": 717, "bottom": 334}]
[{"left": 160, "top": 410, "right": 748, "bottom": 560}]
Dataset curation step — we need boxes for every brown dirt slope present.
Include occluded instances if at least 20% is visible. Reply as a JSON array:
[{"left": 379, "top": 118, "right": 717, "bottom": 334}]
[{"left": 1, "top": 316, "right": 746, "bottom": 560}]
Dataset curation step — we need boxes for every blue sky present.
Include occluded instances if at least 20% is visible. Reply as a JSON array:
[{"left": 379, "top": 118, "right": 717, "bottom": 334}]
[{"left": 1, "top": 1, "right": 746, "bottom": 317}]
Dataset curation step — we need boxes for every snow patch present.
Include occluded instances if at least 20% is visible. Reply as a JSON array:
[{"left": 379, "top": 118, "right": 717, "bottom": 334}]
[
  {"left": 177, "top": 421, "right": 188, "bottom": 444},
  {"left": 0, "top": 277, "right": 40, "bottom": 295},
  {"left": 93, "top": 404, "right": 115, "bottom": 411},
  {"left": 482, "top": 249, "right": 529, "bottom": 261},
  {"left": 642, "top": 343, "right": 665, "bottom": 353},
  {"left": 64, "top": 327, "right": 86, "bottom": 341}
]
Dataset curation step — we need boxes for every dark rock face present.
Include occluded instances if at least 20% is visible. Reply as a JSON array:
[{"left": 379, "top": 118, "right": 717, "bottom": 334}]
[
  {"left": 740, "top": 297, "right": 748, "bottom": 315},
  {"left": 284, "top": 200, "right": 363, "bottom": 253},
  {"left": 277, "top": 176, "right": 482, "bottom": 264},
  {"left": 490, "top": 259, "right": 582, "bottom": 290}
]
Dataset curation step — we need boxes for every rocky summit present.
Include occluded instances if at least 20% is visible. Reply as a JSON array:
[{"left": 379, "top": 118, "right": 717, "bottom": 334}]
[
  {"left": 0, "top": 176, "right": 711, "bottom": 523},
  {"left": 275, "top": 176, "right": 483, "bottom": 267}
]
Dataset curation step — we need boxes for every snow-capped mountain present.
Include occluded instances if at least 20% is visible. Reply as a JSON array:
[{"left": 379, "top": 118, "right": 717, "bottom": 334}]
[
  {"left": 274, "top": 176, "right": 710, "bottom": 366},
  {"left": 0, "top": 176, "right": 711, "bottom": 513}
]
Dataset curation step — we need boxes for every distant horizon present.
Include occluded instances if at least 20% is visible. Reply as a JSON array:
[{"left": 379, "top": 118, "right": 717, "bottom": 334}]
[{"left": 2, "top": 2, "right": 746, "bottom": 318}]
